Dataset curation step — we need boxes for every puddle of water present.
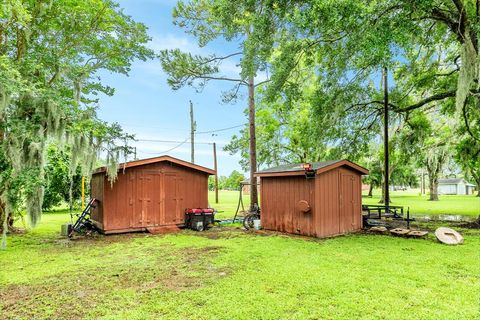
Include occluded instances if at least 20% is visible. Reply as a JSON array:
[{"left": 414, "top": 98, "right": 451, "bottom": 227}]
[{"left": 413, "top": 214, "right": 477, "bottom": 222}]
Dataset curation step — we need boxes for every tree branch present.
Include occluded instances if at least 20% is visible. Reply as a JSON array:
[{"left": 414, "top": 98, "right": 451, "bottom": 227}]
[
  {"left": 198, "top": 52, "right": 243, "bottom": 66},
  {"left": 254, "top": 79, "right": 271, "bottom": 87},
  {"left": 392, "top": 90, "right": 457, "bottom": 112},
  {"left": 462, "top": 100, "right": 480, "bottom": 142}
]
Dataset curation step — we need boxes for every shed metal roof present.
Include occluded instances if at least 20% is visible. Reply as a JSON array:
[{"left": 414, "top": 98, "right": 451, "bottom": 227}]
[
  {"left": 255, "top": 159, "right": 368, "bottom": 177},
  {"left": 93, "top": 155, "right": 216, "bottom": 175}
]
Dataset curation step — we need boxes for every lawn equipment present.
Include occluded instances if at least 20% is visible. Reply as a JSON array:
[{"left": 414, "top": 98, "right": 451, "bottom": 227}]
[
  {"left": 68, "top": 198, "right": 100, "bottom": 237},
  {"left": 184, "top": 208, "right": 215, "bottom": 231}
]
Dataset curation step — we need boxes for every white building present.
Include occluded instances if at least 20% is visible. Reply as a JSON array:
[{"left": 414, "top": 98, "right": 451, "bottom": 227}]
[{"left": 438, "top": 178, "right": 476, "bottom": 195}]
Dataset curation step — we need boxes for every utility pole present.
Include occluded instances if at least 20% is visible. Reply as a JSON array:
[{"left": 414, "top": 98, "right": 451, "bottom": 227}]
[
  {"left": 190, "top": 100, "right": 196, "bottom": 163},
  {"left": 133, "top": 147, "right": 137, "bottom": 160},
  {"left": 213, "top": 142, "right": 219, "bottom": 203},
  {"left": 383, "top": 67, "right": 390, "bottom": 210}
]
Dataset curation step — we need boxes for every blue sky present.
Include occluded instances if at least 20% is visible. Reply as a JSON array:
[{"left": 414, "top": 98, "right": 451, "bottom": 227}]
[{"left": 96, "top": 0, "right": 250, "bottom": 176}]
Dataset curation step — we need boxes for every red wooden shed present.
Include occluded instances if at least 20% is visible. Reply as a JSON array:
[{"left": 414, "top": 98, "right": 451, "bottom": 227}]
[
  {"left": 90, "top": 156, "right": 215, "bottom": 234},
  {"left": 255, "top": 160, "right": 368, "bottom": 238}
]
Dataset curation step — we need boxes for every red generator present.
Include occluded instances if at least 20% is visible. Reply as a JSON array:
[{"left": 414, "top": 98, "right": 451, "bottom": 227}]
[{"left": 184, "top": 208, "right": 215, "bottom": 231}]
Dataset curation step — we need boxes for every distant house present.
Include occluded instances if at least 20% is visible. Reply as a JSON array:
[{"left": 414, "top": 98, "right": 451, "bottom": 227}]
[{"left": 438, "top": 178, "right": 476, "bottom": 195}]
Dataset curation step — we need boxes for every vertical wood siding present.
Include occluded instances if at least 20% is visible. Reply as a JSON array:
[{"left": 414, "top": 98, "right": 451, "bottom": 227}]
[{"left": 261, "top": 176, "right": 315, "bottom": 236}]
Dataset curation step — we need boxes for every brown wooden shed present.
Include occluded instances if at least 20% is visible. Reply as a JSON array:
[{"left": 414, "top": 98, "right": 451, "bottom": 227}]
[
  {"left": 90, "top": 156, "right": 215, "bottom": 234},
  {"left": 255, "top": 160, "right": 368, "bottom": 238}
]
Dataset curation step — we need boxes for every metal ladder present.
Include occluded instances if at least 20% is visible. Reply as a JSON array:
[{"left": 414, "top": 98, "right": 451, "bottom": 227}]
[{"left": 68, "top": 198, "right": 98, "bottom": 237}]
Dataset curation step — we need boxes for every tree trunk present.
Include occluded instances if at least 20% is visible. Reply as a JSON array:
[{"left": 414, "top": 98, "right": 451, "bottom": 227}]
[
  {"left": 429, "top": 179, "right": 439, "bottom": 201},
  {"left": 368, "top": 184, "right": 373, "bottom": 197},
  {"left": 379, "top": 166, "right": 393, "bottom": 204},
  {"left": 472, "top": 172, "right": 480, "bottom": 197},
  {"left": 427, "top": 163, "right": 440, "bottom": 201},
  {"left": 425, "top": 150, "right": 446, "bottom": 201},
  {"left": 248, "top": 76, "right": 258, "bottom": 209}
]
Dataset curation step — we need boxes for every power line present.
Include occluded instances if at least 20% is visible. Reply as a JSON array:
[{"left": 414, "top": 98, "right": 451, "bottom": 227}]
[
  {"left": 119, "top": 123, "right": 246, "bottom": 135},
  {"left": 136, "top": 137, "right": 190, "bottom": 155},
  {"left": 135, "top": 138, "right": 218, "bottom": 145},
  {"left": 196, "top": 123, "right": 246, "bottom": 134}
]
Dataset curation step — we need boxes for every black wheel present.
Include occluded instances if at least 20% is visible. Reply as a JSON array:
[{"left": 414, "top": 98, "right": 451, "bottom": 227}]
[{"left": 243, "top": 213, "right": 259, "bottom": 230}]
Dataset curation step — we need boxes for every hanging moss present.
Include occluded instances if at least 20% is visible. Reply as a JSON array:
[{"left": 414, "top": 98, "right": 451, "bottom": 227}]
[{"left": 456, "top": 32, "right": 479, "bottom": 112}]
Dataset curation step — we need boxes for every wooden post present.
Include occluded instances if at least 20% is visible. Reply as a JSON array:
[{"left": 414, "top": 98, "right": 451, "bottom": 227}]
[
  {"left": 213, "top": 142, "right": 219, "bottom": 203},
  {"left": 383, "top": 67, "right": 390, "bottom": 210},
  {"left": 190, "top": 100, "right": 196, "bottom": 163}
]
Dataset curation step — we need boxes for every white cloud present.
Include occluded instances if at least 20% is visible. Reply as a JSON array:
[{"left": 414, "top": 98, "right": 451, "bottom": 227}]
[{"left": 148, "top": 33, "right": 200, "bottom": 53}]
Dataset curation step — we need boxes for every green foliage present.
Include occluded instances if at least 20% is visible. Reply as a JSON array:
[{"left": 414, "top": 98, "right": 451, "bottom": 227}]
[
  {"left": 208, "top": 175, "right": 215, "bottom": 191},
  {"left": 0, "top": 0, "right": 154, "bottom": 231},
  {"left": 42, "top": 145, "right": 83, "bottom": 211},
  {"left": 456, "top": 136, "right": 480, "bottom": 196},
  {"left": 209, "top": 171, "right": 246, "bottom": 190},
  {"left": 219, "top": 0, "right": 480, "bottom": 163},
  {"left": 223, "top": 170, "right": 245, "bottom": 190}
]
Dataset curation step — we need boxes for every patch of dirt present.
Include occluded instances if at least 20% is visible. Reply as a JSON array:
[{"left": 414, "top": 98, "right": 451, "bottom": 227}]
[
  {"left": 185, "top": 226, "right": 243, "bottom": 240},
  {"left": 182, "top": 246, "right": 224, "bottom": 264}
]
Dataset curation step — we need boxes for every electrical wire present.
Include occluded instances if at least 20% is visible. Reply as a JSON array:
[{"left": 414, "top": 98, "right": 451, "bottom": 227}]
[
  {"left": 195, "top": 123, "right": 246, "bottom": 134},
  {"left": 136, "top": 138, "right": 215, "bottom": 145},
  {"left": 137, "top": 137, "right": 190, "bottom": 155},
  {"left": 159, "top": 137, "right": 190, "bottom": 153}
]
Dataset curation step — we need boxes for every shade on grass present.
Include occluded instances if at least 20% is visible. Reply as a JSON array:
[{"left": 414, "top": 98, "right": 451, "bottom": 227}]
[{"left": 1, "top": 213, "right": 479, "bottom": 319}]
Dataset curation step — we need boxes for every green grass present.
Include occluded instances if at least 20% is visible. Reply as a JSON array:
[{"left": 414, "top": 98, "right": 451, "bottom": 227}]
[
  {"left": 209, "top": 190, "right": 250, "bottom": 219},
  {"left": 1, "top": 213, "right": 479, "bottom": 319},
  {"left": 363, "top": 189, "right": 480, "bottom": 217}
]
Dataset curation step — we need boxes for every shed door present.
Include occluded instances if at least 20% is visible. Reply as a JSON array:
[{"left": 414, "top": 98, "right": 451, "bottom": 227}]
[
  {"left": 133, "top": 170, "right": 161, "bottom": 228},
  {"left": 339, "top": 169, "right": 358, "bottom": 233},
  {"left": 163, "top": 172, "right": 180, "bottom": 225}
]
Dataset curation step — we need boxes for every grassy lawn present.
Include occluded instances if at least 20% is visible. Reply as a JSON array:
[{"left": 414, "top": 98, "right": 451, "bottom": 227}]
[
  {"left": 1, "top": 213, "right": 480, "bottom": 319},
  {"left": 362, "top": 190, "right": 480, "bottom": 217},
  {"left": 209, "top": 190, "right": 250, "bottom": 220}
]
